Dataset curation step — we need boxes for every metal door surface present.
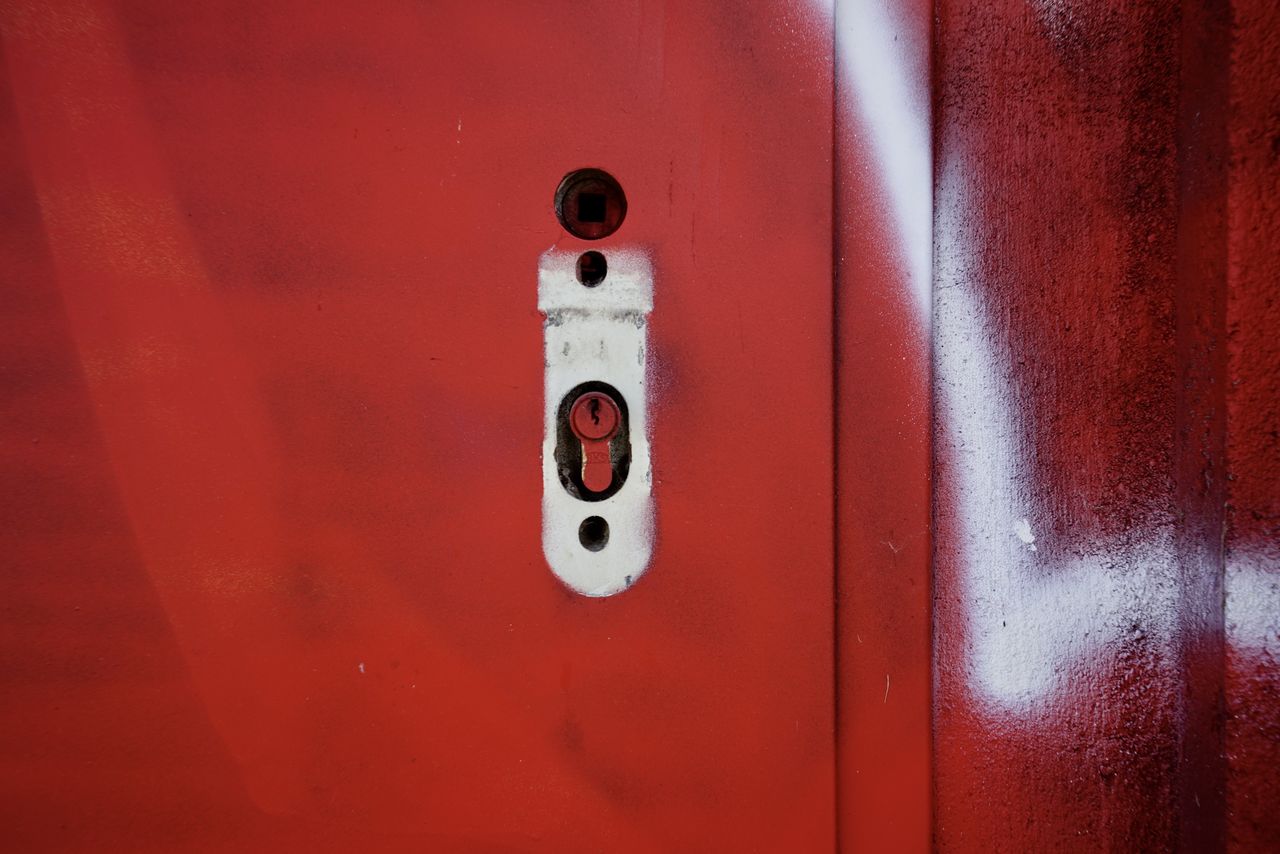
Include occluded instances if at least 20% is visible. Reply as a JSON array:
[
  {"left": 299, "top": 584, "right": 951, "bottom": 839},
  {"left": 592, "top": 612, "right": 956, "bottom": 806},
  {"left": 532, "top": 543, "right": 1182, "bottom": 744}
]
[
  {"left": 1, "top": 1, "right": 844, "bottom": 850},
  {"left": 2, "top": 1, "right": 1277, "bottom": 852}
]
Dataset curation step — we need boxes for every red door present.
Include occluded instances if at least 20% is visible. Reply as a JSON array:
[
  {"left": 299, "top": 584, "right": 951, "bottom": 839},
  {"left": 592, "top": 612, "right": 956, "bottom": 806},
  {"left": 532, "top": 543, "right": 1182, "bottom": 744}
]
[
  {"left": 0, "top": 2, "right": 870, "bottom": 850},
  {"left": 2, "top": 1, "right": 1276, "bottom": 852}
]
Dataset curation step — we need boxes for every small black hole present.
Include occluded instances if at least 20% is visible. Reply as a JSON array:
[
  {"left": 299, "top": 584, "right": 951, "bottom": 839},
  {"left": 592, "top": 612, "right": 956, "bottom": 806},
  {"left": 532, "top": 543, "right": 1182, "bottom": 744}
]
[
  {"left": 576, "top": 251, "right": 607, "bottom": 287},
  {"left": 576, "top": 193, "right": 607, "bottom": 223},
  {"left": 579, "top": 516, "right": 609, "bottom": 552}
]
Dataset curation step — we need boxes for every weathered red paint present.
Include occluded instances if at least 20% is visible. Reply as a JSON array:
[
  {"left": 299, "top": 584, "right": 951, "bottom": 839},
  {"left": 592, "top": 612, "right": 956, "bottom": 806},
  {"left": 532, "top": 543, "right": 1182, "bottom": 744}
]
[
  {"left": 1224, "top": 1, "right": 1280, "bottom": 850},
  {"left": 1, "top": 0, "right": 1277, "bottom": 850},
  {"left": 933, "top": 0, "right": 1277, "bottom": 850},
  {"left": 1, "top": 1, "right": 835, "bottom": 849},
  {"left": 833, "top": 0, "right": 933, "bottom": 849}
]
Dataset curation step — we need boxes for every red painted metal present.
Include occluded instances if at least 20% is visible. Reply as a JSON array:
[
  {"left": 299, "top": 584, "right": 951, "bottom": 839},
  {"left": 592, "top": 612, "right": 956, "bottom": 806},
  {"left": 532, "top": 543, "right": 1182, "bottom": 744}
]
[
  {"left": 0, "top": 1, "right": 835, "bottom": 849},
  {"left": 1224, "top": 1, "right": 1280, "bottom": 850},
  {"left": 933, "top": 0, "right": 1277, "bottom": 850},
  {"left": 2, "top": 0, "right": 1277, "bottom": 850},
  {"left": 833, "top": 0, "right": 933, "bottom": 849}
]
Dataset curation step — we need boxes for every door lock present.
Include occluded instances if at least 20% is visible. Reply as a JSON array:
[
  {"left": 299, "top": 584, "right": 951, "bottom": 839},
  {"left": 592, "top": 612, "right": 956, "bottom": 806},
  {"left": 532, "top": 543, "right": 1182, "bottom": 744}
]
[
  {"left": 540, "top": 168, "right": 652, "bottom": 597},
  {"left": 539, "top": 247, "right": 653, "bottom": 596},
  {"left": 569, "top": 391, "right": 622, "bottom": 494}
]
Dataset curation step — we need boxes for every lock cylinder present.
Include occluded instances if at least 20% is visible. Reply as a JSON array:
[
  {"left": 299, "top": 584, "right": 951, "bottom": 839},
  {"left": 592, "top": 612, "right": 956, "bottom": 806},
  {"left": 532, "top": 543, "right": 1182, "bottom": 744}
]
[
  {"left": 553, "top": 383, "right": 631, "bottom": 501},
  {"left": 569, "top": 391, "right": 622, "bottom": 493}
]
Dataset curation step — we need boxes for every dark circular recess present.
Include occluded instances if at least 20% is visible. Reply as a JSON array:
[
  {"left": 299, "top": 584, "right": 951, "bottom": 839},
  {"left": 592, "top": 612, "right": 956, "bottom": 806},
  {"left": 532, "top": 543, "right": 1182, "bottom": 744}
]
[
  {"left": 578, "top": 516, "right": 610, "bottom": 552},
  {"left": 576, "top": 251, "right": 607, "bottom": 286},
  {"left": 554, "top": 168, "right": 627, "bottom": 240}
]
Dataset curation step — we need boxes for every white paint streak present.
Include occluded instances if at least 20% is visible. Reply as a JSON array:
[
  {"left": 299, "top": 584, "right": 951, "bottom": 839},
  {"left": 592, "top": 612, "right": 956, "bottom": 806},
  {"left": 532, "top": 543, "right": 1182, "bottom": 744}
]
[
  {"left": 834, "top": 0, "right": 931, "bottom": 318},
  {"left": 830, "top": 0, "right": 1161, "bottom": 713},
  {"left": 935, "top": 150, "right": 1178, "bottom": 711},
  {"left": 825, "top": 0, "right": 1265, "bottom": 723}
]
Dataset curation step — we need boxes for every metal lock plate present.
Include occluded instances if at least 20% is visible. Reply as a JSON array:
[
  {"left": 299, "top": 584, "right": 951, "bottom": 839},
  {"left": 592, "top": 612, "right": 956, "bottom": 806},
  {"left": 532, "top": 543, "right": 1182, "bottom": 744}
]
[{"left": 538, "top": 248, "right": 654, "bottom": 596}]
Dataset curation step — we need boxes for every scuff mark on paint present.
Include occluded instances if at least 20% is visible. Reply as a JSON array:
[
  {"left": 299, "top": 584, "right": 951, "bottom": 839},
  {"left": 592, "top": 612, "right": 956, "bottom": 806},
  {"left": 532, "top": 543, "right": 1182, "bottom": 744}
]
[{"left": 1013, "top": 518, "right": 1037, "bottom": 552}]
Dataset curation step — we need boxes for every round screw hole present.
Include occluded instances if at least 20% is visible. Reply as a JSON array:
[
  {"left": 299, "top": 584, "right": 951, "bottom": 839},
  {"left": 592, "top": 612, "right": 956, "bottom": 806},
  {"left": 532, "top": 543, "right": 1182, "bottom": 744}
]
[
  {"left": 576, "top": 251, "right": 607, "bottom": 287},
  {"left": 578, "top": 516, "right": 610, "bottom": 552},
  {"left": 554, "top": 168, "right": 627, "bottom": 240}
]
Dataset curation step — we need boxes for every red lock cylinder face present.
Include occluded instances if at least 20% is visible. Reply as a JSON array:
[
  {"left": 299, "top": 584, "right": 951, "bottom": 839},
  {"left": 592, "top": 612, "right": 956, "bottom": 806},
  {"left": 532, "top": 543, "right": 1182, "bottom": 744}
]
[
  {"left": 0, "top": 2, "right": 855, "bottom": 850},
  {"left": 568, "top": 391, "right": 622, "bottom": 494}
]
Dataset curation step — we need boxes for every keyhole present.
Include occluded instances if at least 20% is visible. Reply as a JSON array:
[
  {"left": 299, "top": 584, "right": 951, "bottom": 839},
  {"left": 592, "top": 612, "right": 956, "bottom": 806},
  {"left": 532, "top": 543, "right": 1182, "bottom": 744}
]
[{"left": 554, "top": 381, "right": 631, "bottom": 502}]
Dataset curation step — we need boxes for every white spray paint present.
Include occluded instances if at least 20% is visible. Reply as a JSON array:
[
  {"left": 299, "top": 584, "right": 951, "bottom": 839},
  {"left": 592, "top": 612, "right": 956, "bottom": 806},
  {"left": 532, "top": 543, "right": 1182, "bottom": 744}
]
[
  {"left": 1227, "top": 546, "right": 1280, "bottom": 660},
  {"left": 934, "top": 148, "right": 1180, "bottom": 711},
  {"left": 539, "top": 249, "right": 654, "bottom": 597},
  {"left": 833, "top": 0, "right": 932, "bottom": 319},
  {"left": 826, "top": 0, "right": 1182, "bottom": 713},
  {"left": 826, "top": 0, "right": 1267, "bottom": 721}
]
